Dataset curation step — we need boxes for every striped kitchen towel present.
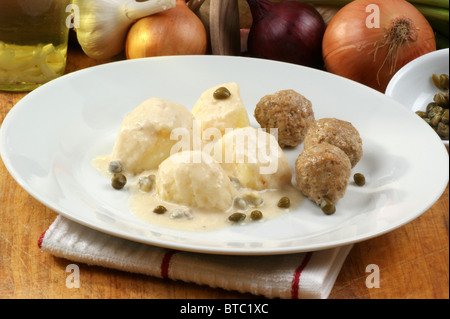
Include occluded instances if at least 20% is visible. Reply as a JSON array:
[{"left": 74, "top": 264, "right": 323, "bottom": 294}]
[{"left": 38, "top": 215, "right": 352, "bottom": 299}]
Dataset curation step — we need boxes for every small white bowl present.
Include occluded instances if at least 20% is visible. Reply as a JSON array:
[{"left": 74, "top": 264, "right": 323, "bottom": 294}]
[{"left": 386, "top": 48, "right": 449, "bottom": 146}]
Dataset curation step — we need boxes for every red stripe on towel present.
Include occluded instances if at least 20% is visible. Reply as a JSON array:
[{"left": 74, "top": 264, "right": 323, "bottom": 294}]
[
  {"left": 37, "top": 231, "right": 46, "bottom": 249},
  {"left": 37, "top": 229, "right": 48, "bottom": 249},
  {"left": 291, "top": 252, "right": 313, "bottom": 299},
  {"left": 161, "top": 250, "right": 176, "bottom": 279}
]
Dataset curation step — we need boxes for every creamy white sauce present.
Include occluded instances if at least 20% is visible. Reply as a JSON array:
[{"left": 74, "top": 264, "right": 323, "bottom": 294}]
[{"left": 93, "top": 155, "right": 303, "bottom": 232}]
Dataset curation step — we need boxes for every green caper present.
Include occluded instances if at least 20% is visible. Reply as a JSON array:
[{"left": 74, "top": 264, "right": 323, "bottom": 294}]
[
  {"left": 426, "top": 102, "right": 437, "bottom": 113},
  {"left": 228, "top": 212, "right": 246, "bottom": 223},
  {"left": 416, "top": 111, "right": 427, "bottom": 118},
  {"left": 437, "top": 122, "right": 449, "bottom": 140},
  {"left": 442, "top": 94, "right": 449, "bottom": 108},
  {"left": 153, "top": 205, "right": 167, "bottom": 215},
  {"left": 428, "top": 106, "right": 444, "bottom": 119},
  {"left": 213, "top": 87, "right": 231, "bottom": 100},
  {"left": 432, "top": 74, "right": 441, "bottom": 90},
  {"left": 108, "top": 160, "right": 123, "bottom": 173},
  {"left": 250, "top": 210, "right": 263, "bottom": 221},
  {"left": 434, "top": 92, "right": 447, "bottom": 106},
  {"left": 442, "top": 109, "right": 449, "bottom": 125},
  {"left": 320, "top": 198, "right": 336, "bottom": 215},
  {"left": 353, "top": 173, "right": 366, "bottom": 186},
  {"left": 111, "top": 173, "right": 127, "bottom": 190},
  {"left": 277, "top": 196, "right": 290, "bottom": 208},
  {"left": 439, "top": 74, "right": 449, "bottom": 91},
  {"left": 430, "top": 114, "right": 442, "bottom": 127},
  {"left": 138, "top": 174, "right": 155, "bottom": 192}
]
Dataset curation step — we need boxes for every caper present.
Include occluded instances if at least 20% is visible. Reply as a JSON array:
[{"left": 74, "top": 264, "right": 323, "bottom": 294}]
[
  {"left": 111, "top": 173, "right": 127, "bottom": 190},
  {"left": 153, "top": 205, "right": 167, "bottom": 215},
  {"left": 428, "top": 106, "right": 444, "bottom": 119},
  {"left": 432, "top": 74, "right": 441, "bottom": 90},
  {"left": 138, "top": 174, "right": 155, "bottom": 192},
  {"left": 108, "top": 160, "right": 123, "bottom": 173},
  {"left": 228, "top": 212, "right": 246, "bottom": 223},
  {"left": 416, "top": 111, "right": 427, "bottom": 118},
  {"left": 320, "top": 198, "right": 336, "bottom": 215},
  {"left": 430, "top": 114, "right": 442, "bottom": 127},
  {"left": 250, "top": 210, "right": 263, "bottom": 221},
  {"left": 442, "top": 95, "right": 449, "bottom": 108},
  {"left": 437, "top": 122, "right": 449, "bottom": 140},
  {"left": 353, "top": 173, "right": 366, "bottom": 186},
  {"left": 434, "top": 92, "right": 447, "bottom": 106},
  {"left": 439, "top": 74, "right": 449, "bottom": 91},
  {"left": 442, "top": 109, "right": 449, "bottom": 125},
  {"left": 277, "top": 196, "right": 290, "bottom": 208},
  {"left": 426, "top": 102, "right": 437, "bottom": 113},
  {"left": 213, "top": 87, "right": 231, "bottom": 100}
]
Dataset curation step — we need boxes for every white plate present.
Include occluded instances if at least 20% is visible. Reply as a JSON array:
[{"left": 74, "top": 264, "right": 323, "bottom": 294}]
[
  {"left": 1, "top": 56, "right": 448, "bottom": 255},
  {"left": 385, "top": 48, "right": 449, "bottom": 146}
]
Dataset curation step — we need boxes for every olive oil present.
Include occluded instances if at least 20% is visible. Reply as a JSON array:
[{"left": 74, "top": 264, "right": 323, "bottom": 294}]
[{"left": 0, "top": 0, "right": 70, "bottom": 91}]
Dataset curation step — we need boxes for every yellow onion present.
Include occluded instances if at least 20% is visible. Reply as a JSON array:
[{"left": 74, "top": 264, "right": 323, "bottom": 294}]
[
  {"left": 126, "top": 0, "right": 207, "bottom": 59},
  {"left": 322, "top": 0, "right": 436, "bottom": 92}
]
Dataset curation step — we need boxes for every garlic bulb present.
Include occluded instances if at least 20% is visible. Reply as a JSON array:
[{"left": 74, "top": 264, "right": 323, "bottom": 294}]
[{"left": 73, "top": 0, "right": 175, "bottom": 59}]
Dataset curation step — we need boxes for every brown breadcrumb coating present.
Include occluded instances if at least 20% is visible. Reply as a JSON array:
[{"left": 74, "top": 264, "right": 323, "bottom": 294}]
[
  {"left": 295, "top": 143, "right": 351, "bottom": 205},
  {"left": 304, "top": 118, "right": 363, "bottom": 168},
  {"left": 254, "top": 89, "right": 315, "bottom": 148}
]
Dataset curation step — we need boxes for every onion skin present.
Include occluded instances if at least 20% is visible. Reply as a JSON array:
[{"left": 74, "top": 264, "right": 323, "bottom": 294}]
[
  {"left": 126, "top": 0, "right": 207, "bottom": 59},
  {"left": 322, "top": 0, "right": 436, "bottom": 92},
  {"left": 247, "top": 0, "right": 326, "bottom": 68}
]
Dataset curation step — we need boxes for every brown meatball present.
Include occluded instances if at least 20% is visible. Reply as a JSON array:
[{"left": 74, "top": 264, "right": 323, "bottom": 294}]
[
  {"left": 295, "top": 143, "right": 351, "bottom": 205},
  {"left": 254, "top": 89, "right": 315, "bottom": 148},
  {"left": 304, "top": 118, "right": 362, "bottom": 168}
]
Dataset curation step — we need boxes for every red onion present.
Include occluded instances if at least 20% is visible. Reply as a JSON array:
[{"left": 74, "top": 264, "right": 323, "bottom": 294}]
[{"left": 246, "top": 0, "right": 325, "bottom": 67}]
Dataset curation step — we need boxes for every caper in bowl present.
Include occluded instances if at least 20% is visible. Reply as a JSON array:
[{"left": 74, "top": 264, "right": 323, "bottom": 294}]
[{"left": 386, "top": 49, "right": 449, "bottom": 147}]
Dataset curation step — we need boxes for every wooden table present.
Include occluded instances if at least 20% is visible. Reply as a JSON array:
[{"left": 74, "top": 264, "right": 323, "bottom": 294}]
[{"left": 1, "top": 44, "right": 448, "bottom": 299}]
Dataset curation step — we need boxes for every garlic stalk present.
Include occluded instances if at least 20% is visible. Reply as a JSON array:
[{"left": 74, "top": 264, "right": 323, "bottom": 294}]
[{"left": 73, "top": 0, "right": 176, "bottom": 60}]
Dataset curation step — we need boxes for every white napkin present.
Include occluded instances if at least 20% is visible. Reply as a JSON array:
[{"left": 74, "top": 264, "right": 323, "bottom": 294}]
[{"left": 38, "top": 215, "right": 352, "bottom": 299}]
